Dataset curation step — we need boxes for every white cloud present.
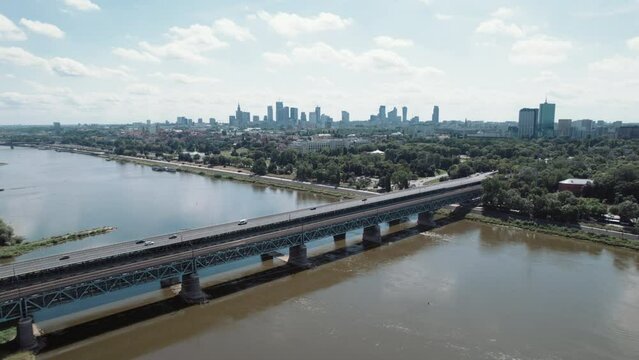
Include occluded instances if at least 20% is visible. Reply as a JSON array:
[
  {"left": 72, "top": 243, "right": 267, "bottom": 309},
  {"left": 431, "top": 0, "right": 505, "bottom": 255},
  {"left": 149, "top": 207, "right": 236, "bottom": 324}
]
[
  {"left": 509, "top": 36, "right": 573, "bottom": 66},
  {"left": 262, "top": 52, "right": 292, "bottom": 66},
  {"left": 213, "top": 19, "right": 255, "bottom": 41},
  {"left": 288, "top": 42, "right": 443, "bottom": 77},
  {"left": 112, "top": 47, "right": 159, "bottom": 62},
  {"left": 304, "top": 75, "right": 333, "bottom": 87},
  {"left": 435, "top": 14, "right": 453, "bottom": 21},
  {"left": 64, "top": 0, "right": 100, "bottom": 12},
  {"left": 476, "top": 18, "right": 525, "bottom": 38},
  {"left": 19, "top": 19, "right": 65, "bottom": 39},
  {"left": 374, "top": 36, "right": 414, "bottom": 48},
  {"left": 126, "top": 83, "right": 159, "bottom": 95},
  {"left": 589, "top": 55, "right": 639, "bottom": 76},
  {"left": 48, "top": 57, "right": 92, "bottom": 76},
  {"left": 418, "top": 0, "right": 432, "bottom": 4},
  {"left": 139, "top": 24, "right": 228, "bottom": 63},
  {"left": 0, "top": 46, "right": 129, "bottom": 78},
  {"left": 0, "top": 13, "right": 27, "bottom": 41},
  {"left": 150, "top": 72, "right": 219, "bottom": 84},
  {"left": 0, "top": 46, "right": 47, "bottom": 67},
  {"left": 257, "top": 11, "right": 352, "bottom": 37},
  {"left": 627, "top": 36, "right": 639, "bottom": 52},
  {"left": 492, "top": 7, "right": 515, "bottom": 19}
]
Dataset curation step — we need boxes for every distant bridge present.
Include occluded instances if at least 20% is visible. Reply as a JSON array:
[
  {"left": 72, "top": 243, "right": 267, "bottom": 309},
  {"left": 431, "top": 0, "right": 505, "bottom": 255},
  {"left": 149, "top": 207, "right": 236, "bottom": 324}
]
[{"left": 0, "top": 173, "right": 491, "bottom": 349}]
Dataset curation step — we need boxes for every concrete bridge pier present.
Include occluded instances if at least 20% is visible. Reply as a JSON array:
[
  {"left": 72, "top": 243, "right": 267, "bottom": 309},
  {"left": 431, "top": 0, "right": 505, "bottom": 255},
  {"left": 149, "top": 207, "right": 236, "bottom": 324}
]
[
  {"left": 288, "top": 244, "right": 311, "bottom": 268},
  {"left": 333, "top": 233, "right": 346, "bottom": 243},
  {"left": 179, "top": 272, "right": 207, "bottom": 304},
  {"left": 362, "top": 224, "right": 382, "bottom": 247},
  {"left": 17, "top": 316, "right": 37, "bottom": 351},
  {"left": 418, "top": 211, "right": 437, "bottom": 229}
]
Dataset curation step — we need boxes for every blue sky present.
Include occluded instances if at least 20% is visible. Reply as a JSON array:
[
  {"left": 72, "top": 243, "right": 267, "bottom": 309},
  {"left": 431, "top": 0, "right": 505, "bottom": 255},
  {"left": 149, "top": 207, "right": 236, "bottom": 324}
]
[{"left": 0, "top": 0, "right": 638, "bottom": 124}]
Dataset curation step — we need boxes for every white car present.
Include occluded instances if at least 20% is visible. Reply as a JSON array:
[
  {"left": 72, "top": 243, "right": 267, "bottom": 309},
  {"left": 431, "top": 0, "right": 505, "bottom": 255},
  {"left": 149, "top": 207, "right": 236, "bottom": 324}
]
[
  {"left": 144, "top": 241, "right": 155, "bottom": 246},
  {"left": 238, "top": 219, "right": 248, "bottom": 225}
]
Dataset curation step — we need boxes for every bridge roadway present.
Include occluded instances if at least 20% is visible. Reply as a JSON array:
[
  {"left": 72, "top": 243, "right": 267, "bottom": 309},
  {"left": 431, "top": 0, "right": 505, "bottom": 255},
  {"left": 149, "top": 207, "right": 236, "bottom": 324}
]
[{"left": 0, "top": 174, "right": 488, "bottom": 308}]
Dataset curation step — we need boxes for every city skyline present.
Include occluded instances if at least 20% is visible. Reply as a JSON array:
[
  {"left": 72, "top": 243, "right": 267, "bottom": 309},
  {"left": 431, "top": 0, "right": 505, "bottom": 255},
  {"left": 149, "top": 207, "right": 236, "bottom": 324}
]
[{"left": 1, "top": 0, "right": 639, "bottom": 125}]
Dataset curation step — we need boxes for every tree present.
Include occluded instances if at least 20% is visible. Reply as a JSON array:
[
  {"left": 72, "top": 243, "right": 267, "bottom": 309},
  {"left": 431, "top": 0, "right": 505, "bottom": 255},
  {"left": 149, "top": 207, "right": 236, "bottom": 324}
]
[
  {"left": 612, "top": 200, "right": 639, "bottom": 223},
  {"left": 0, "top": 219, "right": 23, "bottom": 246},
  {"left": 251, "top": 158, "right": 267, "bottom": 175},
  {"left": 391, "top": 169, "right": 411, "bottom": 190}
]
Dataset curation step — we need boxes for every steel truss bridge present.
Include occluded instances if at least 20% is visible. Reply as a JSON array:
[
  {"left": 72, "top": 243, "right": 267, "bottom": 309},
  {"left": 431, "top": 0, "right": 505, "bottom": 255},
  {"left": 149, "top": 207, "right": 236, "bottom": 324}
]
[{"left": 0, "top": 174, "right": 488, "bottom": 324}]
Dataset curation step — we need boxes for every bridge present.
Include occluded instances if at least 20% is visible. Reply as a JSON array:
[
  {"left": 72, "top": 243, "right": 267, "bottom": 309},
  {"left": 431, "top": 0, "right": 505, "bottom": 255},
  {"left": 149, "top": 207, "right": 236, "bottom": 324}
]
[{"left": 0, "top": 173, "right": 490, "bottom": 349}]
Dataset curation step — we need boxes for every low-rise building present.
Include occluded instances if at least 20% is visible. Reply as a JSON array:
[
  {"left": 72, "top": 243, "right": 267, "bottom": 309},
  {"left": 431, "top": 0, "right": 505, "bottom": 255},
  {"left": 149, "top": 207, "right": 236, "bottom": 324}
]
[{"left": 558, "top": 178, "right": 593, "bottom": 193}]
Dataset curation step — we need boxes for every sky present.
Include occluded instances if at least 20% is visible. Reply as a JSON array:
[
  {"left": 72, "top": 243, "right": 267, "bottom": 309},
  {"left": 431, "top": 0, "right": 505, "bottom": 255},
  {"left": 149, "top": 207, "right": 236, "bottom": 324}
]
[{"left": 0, "top": 0, "right": 638, "bottom": 125}]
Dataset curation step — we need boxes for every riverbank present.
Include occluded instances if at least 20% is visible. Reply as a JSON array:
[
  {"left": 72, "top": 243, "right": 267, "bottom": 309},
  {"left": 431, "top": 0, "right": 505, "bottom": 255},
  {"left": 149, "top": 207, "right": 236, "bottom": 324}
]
[
  {"left": 0, "top": 227, "right": 115, "bottom": 259},
  {"left": 464, "top": 212, "right": 639, "bottom": 251},
  {"left": 112, "top": 155, "right": 369, "bottom": 200}
]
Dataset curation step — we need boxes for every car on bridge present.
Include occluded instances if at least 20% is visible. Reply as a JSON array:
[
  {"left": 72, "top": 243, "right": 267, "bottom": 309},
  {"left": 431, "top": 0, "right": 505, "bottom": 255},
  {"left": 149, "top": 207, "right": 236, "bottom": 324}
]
[{"left": 238, "top": 219, "right": 248, "bottom": 225}]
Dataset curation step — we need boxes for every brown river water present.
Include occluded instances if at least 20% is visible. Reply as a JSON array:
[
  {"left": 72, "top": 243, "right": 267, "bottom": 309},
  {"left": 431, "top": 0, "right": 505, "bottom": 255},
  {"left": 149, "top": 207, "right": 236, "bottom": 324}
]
[{"left": 40, "top": 221, "right": 639, "bottom": 360}]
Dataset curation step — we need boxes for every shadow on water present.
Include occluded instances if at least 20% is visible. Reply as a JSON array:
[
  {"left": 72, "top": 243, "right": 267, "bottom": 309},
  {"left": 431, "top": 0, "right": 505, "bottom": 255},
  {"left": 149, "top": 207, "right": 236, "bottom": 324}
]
[{"left": 26, "top": 224, "right": 438, "bottom": 357}]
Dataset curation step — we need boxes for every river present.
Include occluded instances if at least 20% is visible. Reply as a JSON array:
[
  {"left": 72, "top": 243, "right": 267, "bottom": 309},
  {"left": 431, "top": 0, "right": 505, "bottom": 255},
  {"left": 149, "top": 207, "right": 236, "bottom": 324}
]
[
  {"left": 0, "top": 146, "right": 334, "bottom": 260},
  {"left": 2, "top": 146, "right": 639, "bottom": 359}
]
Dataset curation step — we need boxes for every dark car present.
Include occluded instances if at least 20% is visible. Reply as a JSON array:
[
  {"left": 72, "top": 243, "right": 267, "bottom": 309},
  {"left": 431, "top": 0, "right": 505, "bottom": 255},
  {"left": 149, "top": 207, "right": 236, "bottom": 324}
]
[
  {"left": 310, "top": 207, "right": 317, "bottom": 210},
  {"left": 169, "top": 235, "right": 177, "bottom": 239},
  {"left": 59, "top": 255, "right": 70, "bottom": 261},
  {"left": 135, "top": 240, "right": 145, "bottom": 244}
]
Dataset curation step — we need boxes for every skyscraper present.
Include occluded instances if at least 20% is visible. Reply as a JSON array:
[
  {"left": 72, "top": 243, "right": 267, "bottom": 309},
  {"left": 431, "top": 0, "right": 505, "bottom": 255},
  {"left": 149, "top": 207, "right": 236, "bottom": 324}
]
[
  {"left": 518, "top": 108, "right": 538, "bottom": 138},
  {"left": 539, "top": 99, "right": 556, "bottom": 137},
  {"left": 282, "top": 106, "right": 290, "bottom": 125},
  {"left": 388, "top": 107, "right": 399, "bottom": 123},
  {"left": 314, "top": 106, "right": 321, "bottom": 126},
  {"left": 290, "top": 107, "right": 299, "bottom": 124},
  {"left": 432, "top": 105, "right": 439, "bottom": 124},
  {"left": 402, "top": 106, "right": 407, "bottom": 122},
  {"left": 378, "top": 105, "right": 386, "bottom": 123},
  {"left": 341, "top": 110, "right": 350, "bottom": 123},
  {"left": 267, "top": 105, "right": 273, "bottom": 123},
  {"left": 275, "top": 101, "right": 284, "bottom": 124}
]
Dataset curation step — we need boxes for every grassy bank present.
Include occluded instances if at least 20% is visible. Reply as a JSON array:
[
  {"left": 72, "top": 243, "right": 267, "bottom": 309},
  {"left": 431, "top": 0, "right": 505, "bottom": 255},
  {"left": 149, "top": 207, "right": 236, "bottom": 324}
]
[
  {"left": 0, "top": 226, "right": 115, "bottom": 259},
  {"left": 0, "top": 328, "right": 15, "bottom": 345},
  {"left": 465, "top": 213, "right": 639, "bottom": 251},
  {"left": 112, "top": 155, "right": 362, "bottom": 200}
]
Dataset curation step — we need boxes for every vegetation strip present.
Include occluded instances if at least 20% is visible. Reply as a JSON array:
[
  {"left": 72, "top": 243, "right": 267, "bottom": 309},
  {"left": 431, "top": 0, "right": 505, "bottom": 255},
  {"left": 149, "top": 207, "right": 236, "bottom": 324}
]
[
  {"left": 111, "top": 155, "right": 360, "bottom": 200},
  {"left": 465, "top": 213, "right": 639, "bottom": 251},
  {"left": 0, "top": 227, "right": 115, "bottom": 259}
]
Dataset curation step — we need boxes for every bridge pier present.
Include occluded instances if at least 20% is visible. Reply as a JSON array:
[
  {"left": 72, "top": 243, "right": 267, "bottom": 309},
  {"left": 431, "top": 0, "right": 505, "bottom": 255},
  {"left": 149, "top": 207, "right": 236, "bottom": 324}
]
[
  {"left": 362, "top": 224, "right": 382, "bottom": 247},
  {"left": 17, "top": 316, "right": 37, "bottom": 351},
  {"left": 418, "top": 211, "right": 437, "bottom": 229},
  {"left": 333, "top": 233, "right": 346, "bottom": 242},
  {"left": 260, "top": 253, "right": 274, "bottom": 261},
  {"left": 288, "top": 244, "right": 311, "bottom": 268},
  {"left": 179, "top": 272, "right": 207, "bottom": 304},
  {"left": 160, "top": 276, "right": 180, "bottom": 289}
]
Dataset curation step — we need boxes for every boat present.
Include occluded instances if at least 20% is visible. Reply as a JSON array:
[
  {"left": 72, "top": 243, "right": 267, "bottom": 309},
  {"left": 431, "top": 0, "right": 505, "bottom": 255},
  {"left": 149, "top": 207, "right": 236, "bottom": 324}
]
[{"left": 166, "top": 168, "right": 177, "bottom": 173}]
